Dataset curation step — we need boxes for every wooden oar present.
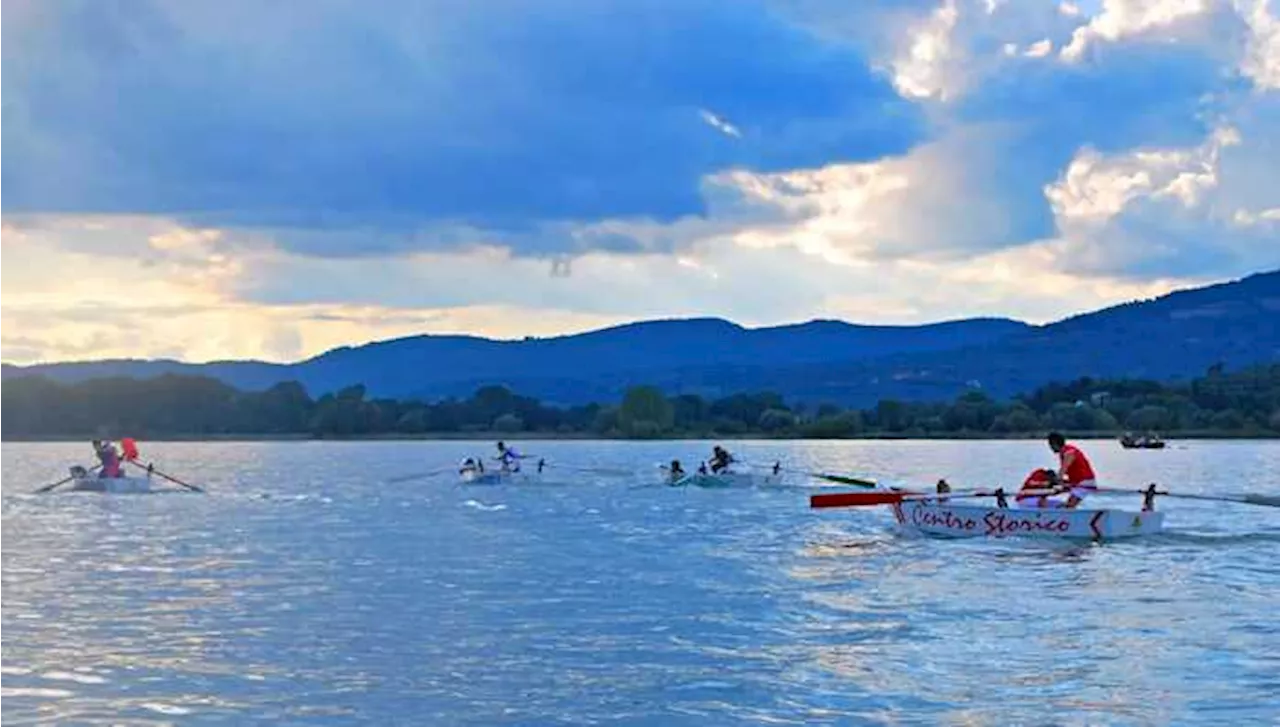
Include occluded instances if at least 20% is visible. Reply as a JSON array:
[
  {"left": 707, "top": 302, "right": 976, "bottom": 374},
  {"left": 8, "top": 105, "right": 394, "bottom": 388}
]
[
  {"left": 34, "top": 472, "right": 81, "bottom": 494},
  {"left": 772, "top": 465, "right": 877, "bottom": 488},
  {"left": 810, "top": 489, "right": 1001, "bottom": 508},
  {"left": 542, "top": 461, "right": 634, "bottom": 476},
  {"left": 1095, "top": 486, "right": 1280, "bottom": 508},
  {"left": 129, "top": 460, "right": 204, "bottom": 493},
  {"left": 386, "top": 466, "right": 456, "bottom": 484}
]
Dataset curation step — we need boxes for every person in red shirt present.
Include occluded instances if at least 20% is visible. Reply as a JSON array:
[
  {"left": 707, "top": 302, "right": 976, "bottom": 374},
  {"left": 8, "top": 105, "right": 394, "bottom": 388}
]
[
  {"left": 1015, "top": 468, "right": 1059, "bottom": 509},
  {"left": 1047, "top": 431, "right": 1097, "bottom": 508}
]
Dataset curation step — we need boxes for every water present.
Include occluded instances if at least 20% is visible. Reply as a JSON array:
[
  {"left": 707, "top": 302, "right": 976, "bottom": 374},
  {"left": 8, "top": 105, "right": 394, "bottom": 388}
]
[{"left": 3, "top": 439, "right": 1279, "bottom": 725}]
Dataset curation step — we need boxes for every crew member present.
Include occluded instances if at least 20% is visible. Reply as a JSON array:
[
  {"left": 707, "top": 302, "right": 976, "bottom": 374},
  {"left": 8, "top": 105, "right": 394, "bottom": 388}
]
[{"left": 1047, "top": 431, "right": 1097, "bottom": 508}]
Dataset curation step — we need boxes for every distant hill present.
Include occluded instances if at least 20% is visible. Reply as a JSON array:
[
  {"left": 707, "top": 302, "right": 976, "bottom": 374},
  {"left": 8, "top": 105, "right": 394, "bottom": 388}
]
[
  {"left": 4, "top": 270, "right": 1277, "bottom": 406},
  {"left": 2, "top": 317, "right": 1029, "bottom": 404},
  {"left": 685, "top": 269, "right": 1280, "bottom": 405}
]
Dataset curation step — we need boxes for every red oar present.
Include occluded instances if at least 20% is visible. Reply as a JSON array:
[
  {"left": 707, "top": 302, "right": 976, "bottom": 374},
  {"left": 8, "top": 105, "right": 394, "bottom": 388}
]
[
  {"left": 810, "top": 489, "right": 1012, "bottom": 508},
  {"left": 810, "top": 491, "right": 908, "bottom": 508}
]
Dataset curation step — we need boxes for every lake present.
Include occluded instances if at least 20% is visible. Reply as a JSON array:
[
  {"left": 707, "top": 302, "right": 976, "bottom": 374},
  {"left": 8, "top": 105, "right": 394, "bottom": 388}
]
[{"left": 3, "top": 439, "right": 1279, "bottom": 725}]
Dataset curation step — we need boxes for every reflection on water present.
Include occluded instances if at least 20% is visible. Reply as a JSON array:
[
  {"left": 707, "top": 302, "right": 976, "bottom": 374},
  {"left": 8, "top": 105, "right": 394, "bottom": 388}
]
[{"left": 4, "top": 439, "right": 1279, "bottom": 724}]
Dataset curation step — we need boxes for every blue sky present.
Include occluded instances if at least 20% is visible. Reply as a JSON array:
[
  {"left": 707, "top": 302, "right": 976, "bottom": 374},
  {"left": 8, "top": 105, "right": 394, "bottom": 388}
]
[{"left": 3, "top": 0, "right": 1279, "bottom": 364}]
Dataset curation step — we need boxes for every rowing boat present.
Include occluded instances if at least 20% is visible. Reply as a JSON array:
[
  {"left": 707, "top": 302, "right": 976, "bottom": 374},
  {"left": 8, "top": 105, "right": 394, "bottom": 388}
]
[
  {"left": 460, "top": 469, "right": 540, "bottom": 486},
  {"left": 670, "top": 470, "right": 782, "bottom": 488},
  {"left": 891, "top": 499, "right": 1163, "bottom": 541},
  {"left": 68, "top": 475, "right": 153, "bottom": 494}
]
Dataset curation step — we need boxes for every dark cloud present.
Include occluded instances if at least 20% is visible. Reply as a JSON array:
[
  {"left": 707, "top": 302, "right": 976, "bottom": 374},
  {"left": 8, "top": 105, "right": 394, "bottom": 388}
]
[{"left": 2, "top": 0, "right": 925, "bottom": 254}]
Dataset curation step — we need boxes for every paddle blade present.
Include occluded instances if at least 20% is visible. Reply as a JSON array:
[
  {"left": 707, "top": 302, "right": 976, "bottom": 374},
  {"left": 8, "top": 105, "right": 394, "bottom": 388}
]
[
  {"left": 810, "top": 491, "right": 902, "bottom": 508},
  {"left": 121, "top": 438, "right": 140, "bottom": 461},
  {"left": 818, "top": 474, "right": 878, "bottom": 488},
  {"left": 1242, "top": 494, "right": 1280, "bottom": 508}
]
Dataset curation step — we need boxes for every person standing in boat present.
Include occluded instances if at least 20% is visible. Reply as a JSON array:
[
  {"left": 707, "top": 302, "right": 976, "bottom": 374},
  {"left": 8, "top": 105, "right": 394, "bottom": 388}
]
[
  {"left": 708, "top": 446, "right": 733, "bottom": 474},
  {"left": 1047, "top": 432, "right": 1097, "bottom": 508}
]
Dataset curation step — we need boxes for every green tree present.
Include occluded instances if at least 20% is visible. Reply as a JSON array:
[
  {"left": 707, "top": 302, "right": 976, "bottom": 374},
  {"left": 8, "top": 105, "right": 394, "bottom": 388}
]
[
  {"left": 492, "top": 413, "right": 525, "bottom": 432},
  {"left": 757, "top": 408, "right": 796, "bottom": 433},
  {"left": 618, "top": 385, "right": 675, "bottom": 436},
  {"left": 799, "top": 411, "right": 863, "bottom": 438},
  {"left": 1126, "top": 405, "right": 1171, "bottom": 431}
]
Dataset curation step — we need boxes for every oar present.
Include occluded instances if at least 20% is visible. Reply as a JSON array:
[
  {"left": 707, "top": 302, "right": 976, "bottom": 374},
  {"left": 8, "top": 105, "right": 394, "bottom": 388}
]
[
  {"left": 1095, "top": 486, "right": 1280, "bottom": 508},
  {"left": 129, "top": 460, "right": 204, "bottom": 493},
  {"left": 541, "top": 461, "right": 635, "bottom": 476},
  {"left": 772, "top": 465, "right": 877, "bottom": 489},
  {"left": 386, "top": 466, "right": 456, "bottom": 484},
  {"left": 810, "top": 489, "right": 1002, "bottom": 509},
  {"left": 33, "top": 469, "right": 92, "bottom": 494}
]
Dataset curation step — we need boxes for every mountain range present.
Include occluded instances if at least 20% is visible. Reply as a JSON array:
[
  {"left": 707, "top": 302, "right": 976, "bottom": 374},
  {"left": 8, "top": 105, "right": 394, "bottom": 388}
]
[{"left": 5, "top": 270, "right": 1278, "bottom": 407}]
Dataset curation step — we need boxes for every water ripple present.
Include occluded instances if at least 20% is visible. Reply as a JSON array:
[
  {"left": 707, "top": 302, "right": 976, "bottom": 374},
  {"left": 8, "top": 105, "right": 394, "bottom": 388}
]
[{"left": 4, "top": 440, "right": 1279, "bottom": 724}]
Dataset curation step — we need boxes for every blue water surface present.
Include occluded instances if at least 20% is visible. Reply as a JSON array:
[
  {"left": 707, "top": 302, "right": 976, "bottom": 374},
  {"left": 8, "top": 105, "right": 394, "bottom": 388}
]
[{"left": 3, "top": 439, "right": 1279, "bottom": 725}]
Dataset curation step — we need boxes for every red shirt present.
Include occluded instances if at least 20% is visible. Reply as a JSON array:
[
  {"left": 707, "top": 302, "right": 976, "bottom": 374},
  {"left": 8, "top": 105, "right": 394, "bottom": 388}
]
[
  {"left": 1016, "top": 470, "right": 1055, "bottom": 504},
  {"left": 1060, "top": 443, "right": 1096, "bottom": 484}
]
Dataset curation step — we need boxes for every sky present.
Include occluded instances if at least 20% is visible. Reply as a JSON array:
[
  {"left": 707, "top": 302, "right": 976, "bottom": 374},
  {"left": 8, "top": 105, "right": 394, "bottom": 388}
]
[{"left": 3, "top": 0, "right": 1279, "bottom": 365}]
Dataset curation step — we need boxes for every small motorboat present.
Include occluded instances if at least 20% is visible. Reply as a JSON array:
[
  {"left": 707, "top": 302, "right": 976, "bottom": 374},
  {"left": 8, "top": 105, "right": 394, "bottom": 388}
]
[{"left": 1120, "top": 433, "right": 1166, "bottom": 449}]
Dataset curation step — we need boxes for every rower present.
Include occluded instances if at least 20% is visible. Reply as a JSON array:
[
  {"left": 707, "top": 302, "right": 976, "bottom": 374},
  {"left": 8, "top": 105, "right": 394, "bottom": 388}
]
[
  {"left": 1015, "top": 468, "right": 1059, "bottom": 509},
  {"left": 709, "top": 446, "right": 733, "bottom": 474},
  {"left": 93, "top": 440, "right": 122, "bottom": 478},
  {"left": 459, "top": 457, "right": 480, "bottom": 476},
  {"left": 496, "top": 441, "right": 523, "bottom": 473},
  {"left": 935, "top": 478, "right": 952, "bottom": 503},
  {"left": 1047, "top": 431, "right": 1097, "bottom": 509},
  {"left": 1142, "top": 483, "right": 1159, "bottom": 512},
  {"left": 668, "top": 459, "right": 685, "bottom": 482}
]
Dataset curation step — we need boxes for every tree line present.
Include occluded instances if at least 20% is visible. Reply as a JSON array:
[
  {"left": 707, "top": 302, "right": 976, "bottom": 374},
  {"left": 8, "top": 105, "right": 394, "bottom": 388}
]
[{"left": 2, "top": 363, "right": 1278, "bottom": 439}]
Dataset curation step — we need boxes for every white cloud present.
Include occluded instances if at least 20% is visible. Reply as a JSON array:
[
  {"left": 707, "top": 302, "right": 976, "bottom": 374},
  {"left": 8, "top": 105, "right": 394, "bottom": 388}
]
[
  {"left": 1060, "top": 0, "right": 1213, "bottom": 61},
  {"left": 891, "top": 0, "right": 962, "bottom": 99},
  {"left": 1025, "top": 37, "right": 1056, "bottom": 56}
]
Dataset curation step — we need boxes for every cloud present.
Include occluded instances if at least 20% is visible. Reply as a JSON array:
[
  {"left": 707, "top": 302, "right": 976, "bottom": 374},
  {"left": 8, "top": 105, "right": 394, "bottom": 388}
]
[
  {"left": 3, "top": 0, "right": 924, "bottom": 251},
  {"left": 3, "top": 0, "right": 1278, "bottom": 367}
]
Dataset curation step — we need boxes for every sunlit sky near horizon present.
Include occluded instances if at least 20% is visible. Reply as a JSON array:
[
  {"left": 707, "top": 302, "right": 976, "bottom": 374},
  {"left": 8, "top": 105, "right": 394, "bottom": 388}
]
[{"left": 3, "top": 0, "right": 1279, "bottom": 365}]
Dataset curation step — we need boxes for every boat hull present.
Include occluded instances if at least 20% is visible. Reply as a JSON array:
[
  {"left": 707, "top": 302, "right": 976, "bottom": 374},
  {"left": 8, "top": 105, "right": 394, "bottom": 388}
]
[
  {"left": 69, "top": 475, "right": 153, "bottom": 494},
  {"left": 892, "top": 500, "right": 1164, "bottom": 541},
  {"left": 673, "top": 472, "right": 781, "bottom": 488},
  {"left": 459, "top": 470, "right": 539, "bottom": 486}
]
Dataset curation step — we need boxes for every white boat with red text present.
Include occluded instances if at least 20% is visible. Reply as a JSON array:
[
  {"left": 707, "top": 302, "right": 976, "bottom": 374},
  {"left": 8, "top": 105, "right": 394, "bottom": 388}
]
[
  {"left": 811, "top": 475, "right": 1279, "bottom": 542},
  {"left": 891, "top": 498, "right": 1163, "bottom": 540}
]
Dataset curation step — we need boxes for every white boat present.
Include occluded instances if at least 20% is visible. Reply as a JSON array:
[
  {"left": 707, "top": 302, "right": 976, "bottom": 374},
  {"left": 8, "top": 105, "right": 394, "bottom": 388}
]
[
  {"left": 68, "top": 475, "right": 153, "bottom": 494},
  {"left": 671, "top": 470, "right": 782, "bottom": 488},
  {"left": 459, "top": 469, "right": 540, "bottom": 486},
  {"left": 891, "top": 499, "right": 1164, "bottom": 541}
]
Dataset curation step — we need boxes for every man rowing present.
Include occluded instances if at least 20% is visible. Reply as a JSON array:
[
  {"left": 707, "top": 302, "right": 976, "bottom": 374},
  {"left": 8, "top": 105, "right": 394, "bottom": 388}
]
[
  {"left": 495, "top": 441, "right": 524, "bottom": 473},
  {"left": 708, "top": 445, "right": 734, "bottom": 474},
  {"left": 664, "top": 459, "right": 686, "bottom": 485},
  {"left": 459, "top": 457, "right": 483, "bottom": 477},
  {"left": 1047, "top": 431, "right": 1097, "bottom": 508},
  {"left": 1015, "top": 468, "right": 1058, "bottom": 508},
  {"left": 92, "top": 440, "right": 123, "bottom": 478}
]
